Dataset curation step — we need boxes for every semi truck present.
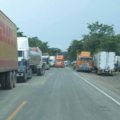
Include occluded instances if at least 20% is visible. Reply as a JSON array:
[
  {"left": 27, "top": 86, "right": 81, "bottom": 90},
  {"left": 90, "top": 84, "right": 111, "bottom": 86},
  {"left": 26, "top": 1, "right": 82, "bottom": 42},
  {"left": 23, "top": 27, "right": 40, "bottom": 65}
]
[
  {"left": 42, "top": 54, "right": 50, "bottom": 70},
  {"left": 49, "top": 56, "right": 55, "bottom": 67},
  {"left": 115, "top": 56, "right": 120, "bottom": 71},
  {"left": 55, "top": 55, "right": 64, "bottom": 68},
  {"left": 75, "top": 51, "right": 93, "bottom": 72},
  {"left": 94, "top": 51, "right": 116, "bottom": 75},
  {"left": 0, "top": 11, "right": 18, "bottom": 89},
  {"left": 17, "top": 37, "right": 45, "bottom": 82}
]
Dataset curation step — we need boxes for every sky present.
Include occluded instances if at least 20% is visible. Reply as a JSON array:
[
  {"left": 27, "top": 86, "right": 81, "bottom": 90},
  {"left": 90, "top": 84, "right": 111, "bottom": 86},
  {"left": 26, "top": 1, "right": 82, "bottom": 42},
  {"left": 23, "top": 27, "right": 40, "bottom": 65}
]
[{"left": 0, "top": 0, "right": 120, "bottom": 50}]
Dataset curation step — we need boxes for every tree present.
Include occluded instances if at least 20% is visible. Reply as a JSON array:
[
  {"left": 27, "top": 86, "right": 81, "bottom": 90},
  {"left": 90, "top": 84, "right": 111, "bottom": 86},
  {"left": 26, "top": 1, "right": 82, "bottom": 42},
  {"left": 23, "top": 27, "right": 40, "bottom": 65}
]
[
  {"left": 68, "top": 40, "right": 83, "bottom": 61},
  {"left": 17, "top": 27, "right": 26, "bottom": 37},
  {"left": 28, "top": 37, "right": 49, "bottom": 53},
  {"left": 48, "top": 48, "right": 61, "bottom": 56},
  {"left": 67, "top": 21, "right": 120, "bottom": 59},
  {"left": 88, "top": 21, "right": 114, "bottom": 36},
  {"left": 82, "top": 21, "right": 115, "bottom": 54}
]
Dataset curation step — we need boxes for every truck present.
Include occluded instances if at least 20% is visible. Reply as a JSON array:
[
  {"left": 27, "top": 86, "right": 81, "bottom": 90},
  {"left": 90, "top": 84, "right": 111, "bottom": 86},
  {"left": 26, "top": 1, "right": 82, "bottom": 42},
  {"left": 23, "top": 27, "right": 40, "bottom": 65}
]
[
  {"left": 17, "top": 37, "right": 45, "bottom": 82},
  {"left": 49, "top": 56, "right": 55, "bottom": 67},
  {"left": 42, "top": 54, "right": 50, "bottom": 70},
  {"left": 55, "top": 55, "right": 64, "bottom": 68},
  {"left": 94, "top": 51, "right": 116, "bottom": 75},
  {"left": 75, "top": 51, "right": 93, "bottom": 72},
  {"left": 0, "top": 11, "right": 18, "bottom": 89},
  {"left": 115, "top": 56, "right": 120, "bottom": 71}
]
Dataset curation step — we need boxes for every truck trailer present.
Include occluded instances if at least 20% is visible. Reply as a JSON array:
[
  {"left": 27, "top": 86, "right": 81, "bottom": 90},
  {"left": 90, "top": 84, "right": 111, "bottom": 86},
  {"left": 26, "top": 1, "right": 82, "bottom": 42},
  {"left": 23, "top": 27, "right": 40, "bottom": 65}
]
[
  {"left": 0, "top": 11, "right": 18, "bottom": 89},
  {"left": 17, "top": 37, "right": 45, "bottom": 82},
  {"left": 115, "top": 56, "right": 120, "bottom": 71},
  {"left": 94, "top": 51, "right": 116, "bottom": 75}
]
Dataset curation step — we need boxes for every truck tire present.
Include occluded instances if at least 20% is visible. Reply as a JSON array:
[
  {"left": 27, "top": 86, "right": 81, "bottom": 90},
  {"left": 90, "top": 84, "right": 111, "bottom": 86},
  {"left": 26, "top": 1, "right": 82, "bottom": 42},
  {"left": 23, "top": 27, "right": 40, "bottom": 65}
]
[
  {"left": 28, "top": 68, "right": 32, "bottom": 79},
  {"left": 13, "top": 71, "right": 16, "bottom": 88},
  {"left": 1, "top": 74, "right": 6, "bottom": 89},
  {"left": 29, "top": 68, "right": 32, "bottom": 79},
  {"left": 22, "top": 73, "right": 27, "bottom": 82},
  {"left": 37, "top": 68, "right": 41, "bottom": 76},
  {"left": 6, "top": 72, "right": 13, "bottom": 89},
  {"left": 40, "top": 67, "right": 45, "bottom": 76},
  {"left": 97, "top": 70, "right": 101, "bottom": 75}
]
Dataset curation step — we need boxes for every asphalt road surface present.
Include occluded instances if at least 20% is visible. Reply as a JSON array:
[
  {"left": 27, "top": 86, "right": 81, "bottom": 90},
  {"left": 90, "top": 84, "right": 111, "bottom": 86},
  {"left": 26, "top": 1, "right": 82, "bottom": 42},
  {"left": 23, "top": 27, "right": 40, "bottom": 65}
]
[{"left": 0, "top": 68, "right": 120, "bottom": 120}]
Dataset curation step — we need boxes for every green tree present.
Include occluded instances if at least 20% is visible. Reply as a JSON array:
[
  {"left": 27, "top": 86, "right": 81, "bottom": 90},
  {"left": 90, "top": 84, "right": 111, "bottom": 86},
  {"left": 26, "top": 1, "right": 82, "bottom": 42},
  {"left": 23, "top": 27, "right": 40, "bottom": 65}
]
[
  {"left": 68, "top": 40, "right": 83, "bottom": 61},
  {"left": 83, "top": 21, "right": 115, "bottom": 54},
  {"left": 67, "top": 21, "right": 120, "bottom": 59},
  {"left": 48, "top": 48, "right": 61, "bottom": 56},
  {"left": 28, "top": 37, "right": 49, "bottom": 53},
  {"left": 17, "top": 27, "right": 26, "bottom": 37}
]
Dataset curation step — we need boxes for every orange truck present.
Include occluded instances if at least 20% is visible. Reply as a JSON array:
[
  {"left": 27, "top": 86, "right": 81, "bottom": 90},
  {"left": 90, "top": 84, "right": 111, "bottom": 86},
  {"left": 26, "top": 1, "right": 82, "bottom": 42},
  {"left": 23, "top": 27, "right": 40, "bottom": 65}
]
[
  {"left": 0, "top": 11, "right": 17, "bottom": 89},
  {"left": 55, "top": 55, "right": 64, "bottom": 68},
  {"left": 75, "top": 51, "right": 93, "bottom": 72}
]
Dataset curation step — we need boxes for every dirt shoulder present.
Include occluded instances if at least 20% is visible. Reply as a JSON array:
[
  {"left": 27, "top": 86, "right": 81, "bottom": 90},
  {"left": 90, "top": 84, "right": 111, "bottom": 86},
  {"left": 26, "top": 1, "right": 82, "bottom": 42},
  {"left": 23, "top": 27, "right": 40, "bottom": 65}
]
[{"left": 77, "top": 71, "right": 120, "bottom": 96}]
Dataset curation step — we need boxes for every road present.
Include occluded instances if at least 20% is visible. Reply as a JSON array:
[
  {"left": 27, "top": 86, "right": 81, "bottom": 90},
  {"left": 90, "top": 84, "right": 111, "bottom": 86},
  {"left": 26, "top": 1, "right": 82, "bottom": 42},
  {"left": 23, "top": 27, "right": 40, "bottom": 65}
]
[{"left": 0, "top": 68, "right": 120, "bottom": 120}]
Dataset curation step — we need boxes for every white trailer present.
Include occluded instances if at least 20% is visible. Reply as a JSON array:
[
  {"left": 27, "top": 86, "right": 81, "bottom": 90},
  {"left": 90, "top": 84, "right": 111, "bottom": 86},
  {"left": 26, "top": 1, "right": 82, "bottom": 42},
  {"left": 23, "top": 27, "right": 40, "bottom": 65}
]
[
  {"left": 115, "top": 56, "right": 120, "bottom": 71},
  {"left": 94, "top": 51, "right": 116, "bottom": 75}
]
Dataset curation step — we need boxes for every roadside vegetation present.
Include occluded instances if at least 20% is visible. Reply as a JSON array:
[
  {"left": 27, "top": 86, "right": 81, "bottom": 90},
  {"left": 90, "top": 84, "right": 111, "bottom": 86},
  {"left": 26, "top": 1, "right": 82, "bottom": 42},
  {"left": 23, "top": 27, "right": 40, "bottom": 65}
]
[
  {"left": 68, "top": 21, "right": 120, "bottom": 61},
  {"left": 17, "top": 28, "right": 61, "bottom": 56}
]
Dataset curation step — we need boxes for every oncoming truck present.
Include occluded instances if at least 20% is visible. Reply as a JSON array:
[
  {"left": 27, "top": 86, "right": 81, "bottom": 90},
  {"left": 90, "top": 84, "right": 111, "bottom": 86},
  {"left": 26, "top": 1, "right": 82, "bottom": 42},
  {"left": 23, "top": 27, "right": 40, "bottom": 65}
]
[
  {"left": 75, "top": 51, "right": 93, "bottom": 72},
  {"left": 0, "top": 11, "right": 18, "bottom": 89}
]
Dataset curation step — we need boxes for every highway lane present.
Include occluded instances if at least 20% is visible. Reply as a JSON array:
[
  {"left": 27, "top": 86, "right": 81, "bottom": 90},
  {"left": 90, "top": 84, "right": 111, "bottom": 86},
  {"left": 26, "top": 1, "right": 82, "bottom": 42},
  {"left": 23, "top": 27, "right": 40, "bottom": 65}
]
[{"left": 0, "top": 68, "right": 120, "bottom": 120}]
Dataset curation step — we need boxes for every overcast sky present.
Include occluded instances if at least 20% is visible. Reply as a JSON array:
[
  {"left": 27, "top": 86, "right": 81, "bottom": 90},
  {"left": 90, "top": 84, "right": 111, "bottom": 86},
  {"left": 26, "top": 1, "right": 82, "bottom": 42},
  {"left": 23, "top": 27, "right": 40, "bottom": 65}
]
[{"left": 0, "top": 0, "right": 120, "bottom": 50}]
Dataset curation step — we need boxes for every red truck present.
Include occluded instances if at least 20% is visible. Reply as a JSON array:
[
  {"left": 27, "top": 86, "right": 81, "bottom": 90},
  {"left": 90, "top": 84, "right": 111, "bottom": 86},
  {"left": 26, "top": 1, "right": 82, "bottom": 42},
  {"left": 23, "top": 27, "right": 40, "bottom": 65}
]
[
  {"left": 55, "top": 55, "right": 64, "bottom": 68},
  {"left": 0, "top": 11, "right": 17, "bottom": 89}
]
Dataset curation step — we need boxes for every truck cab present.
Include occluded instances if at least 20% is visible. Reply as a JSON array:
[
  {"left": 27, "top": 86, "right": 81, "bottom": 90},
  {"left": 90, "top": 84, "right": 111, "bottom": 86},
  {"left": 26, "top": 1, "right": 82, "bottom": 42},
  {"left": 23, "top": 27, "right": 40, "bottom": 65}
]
[
  {"left": 76, "top": 51, "right": 93, "bottom": 72},
  {"left": 17, "top": 50, "right": 32, "bottom": 82},
  {"left": 42, "top": 56, "right": 50, "bottom": 70}
]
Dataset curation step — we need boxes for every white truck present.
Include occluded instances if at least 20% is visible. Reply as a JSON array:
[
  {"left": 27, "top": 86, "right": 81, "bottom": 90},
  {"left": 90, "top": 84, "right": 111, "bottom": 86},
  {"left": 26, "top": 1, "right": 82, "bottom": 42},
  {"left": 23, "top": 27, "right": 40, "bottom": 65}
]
[
  {"left": 0, "top": 11, "right": 17, "bottom": 89},
  {"left": 94, "top": 51, "right": 116, "bottom": 75},
  {"left": 17, "top": 37, "right": 45, "bottom": 82},
  {"left": 49, "top": 56, "right": 55, "bottom": 67},
  {"left": 42, "top": 53, "right": 50, "bottom": 70},
  {"left": 115, "top": 56, "right": 120, "bottom": 71}
]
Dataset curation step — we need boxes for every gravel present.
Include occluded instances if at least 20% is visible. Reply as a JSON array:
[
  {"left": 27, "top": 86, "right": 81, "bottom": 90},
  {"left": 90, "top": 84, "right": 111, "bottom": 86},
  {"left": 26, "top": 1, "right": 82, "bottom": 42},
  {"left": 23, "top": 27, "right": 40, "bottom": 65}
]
[{"left": 77, "top": 71, "right": 120, "bottom": 96}]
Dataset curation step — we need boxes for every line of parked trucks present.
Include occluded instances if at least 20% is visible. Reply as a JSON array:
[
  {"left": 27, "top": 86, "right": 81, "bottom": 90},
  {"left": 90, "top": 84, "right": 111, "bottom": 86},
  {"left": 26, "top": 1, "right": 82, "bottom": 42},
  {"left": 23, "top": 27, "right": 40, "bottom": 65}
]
[
  {"left": 0, "top": 10, "right": 66, "bottom": 90},
  {"left": 74, "top": 51, "right": 120, "bottom": 75}
]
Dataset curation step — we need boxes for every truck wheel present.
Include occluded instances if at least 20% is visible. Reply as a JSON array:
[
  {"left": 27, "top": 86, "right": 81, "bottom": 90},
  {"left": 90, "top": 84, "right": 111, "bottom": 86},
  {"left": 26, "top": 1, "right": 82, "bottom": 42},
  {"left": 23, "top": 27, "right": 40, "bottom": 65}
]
[
  {"left": 23, "top": 73, "right": 27, "bottom": 82},
  {"left": 6, "top": 72, "right": 13, "bottom": 89},
  {"left": 29, "top": 68, "right": 32, "bottom": 79},
  {"left": 28, "top": 68, "right": 32, "bottom": 79},
  {"left": 40, "top": 67, "right": 45, "bottom": 75},
  {"left": 76, "top": 68, "right": 79, "bottom": 72},
  {"left": 13, "top": 71, "right": 16, "bottom": 88},
  {"left": 97, "top": 70, "right": 101, "bottom": 75},
  {"left": 1, "top": 74, "right": 6, "bottom": 89},
  {"left": 37, "top": 68, "right": 41, "bottom": 76}
]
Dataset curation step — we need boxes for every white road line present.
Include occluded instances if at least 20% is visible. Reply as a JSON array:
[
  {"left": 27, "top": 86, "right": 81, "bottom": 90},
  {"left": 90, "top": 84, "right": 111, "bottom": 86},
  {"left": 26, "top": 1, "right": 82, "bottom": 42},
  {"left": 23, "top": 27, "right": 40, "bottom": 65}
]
[{"left": 74, "top": 72, "right": 120, "bottom": 106}]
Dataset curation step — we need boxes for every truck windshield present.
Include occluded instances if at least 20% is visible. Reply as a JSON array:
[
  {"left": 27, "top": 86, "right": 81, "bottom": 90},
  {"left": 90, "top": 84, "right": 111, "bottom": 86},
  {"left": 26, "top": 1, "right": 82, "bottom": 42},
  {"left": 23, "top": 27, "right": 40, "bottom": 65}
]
[
  {"left": 18, "top": 51, "right": 23, "bottom": 57},
  {"left": 79, "top": 58, "right": 92, "bottom": 62},
  {"left": 43, "top": 58, "right": 49, "bottom": 63}
]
